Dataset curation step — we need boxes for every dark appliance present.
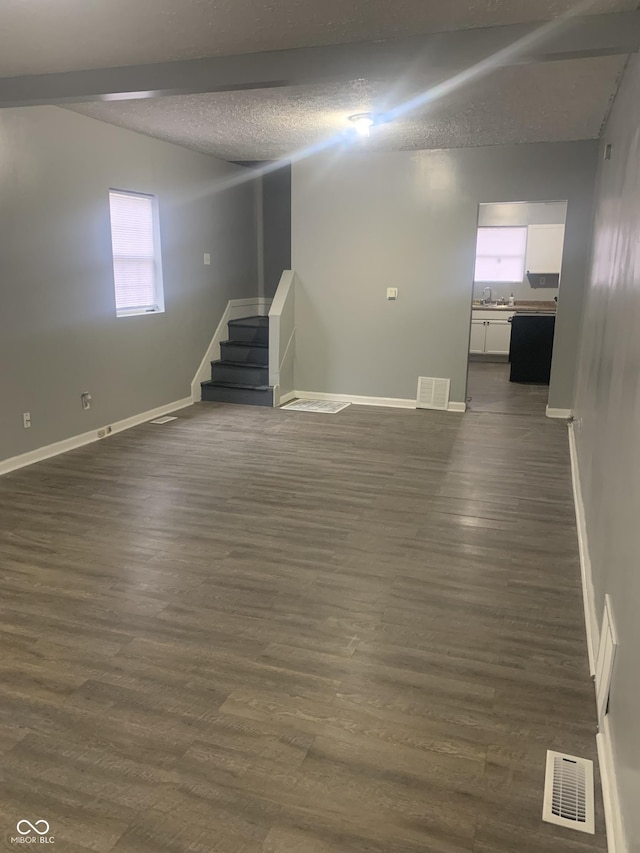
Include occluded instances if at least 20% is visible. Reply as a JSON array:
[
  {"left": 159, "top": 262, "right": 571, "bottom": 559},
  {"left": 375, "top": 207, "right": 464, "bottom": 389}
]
[{"left": 509, "top": 314, "right": 555, "bottom": 383}]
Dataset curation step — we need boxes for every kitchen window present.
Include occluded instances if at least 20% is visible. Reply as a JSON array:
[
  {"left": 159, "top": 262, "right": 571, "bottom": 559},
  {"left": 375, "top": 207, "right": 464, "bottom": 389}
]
[
  {"left": 109, "top": 189, "right": 164, "bottom": 317},
  {"left": 474, "top": 226, "right": 527, "bottom": 283}
]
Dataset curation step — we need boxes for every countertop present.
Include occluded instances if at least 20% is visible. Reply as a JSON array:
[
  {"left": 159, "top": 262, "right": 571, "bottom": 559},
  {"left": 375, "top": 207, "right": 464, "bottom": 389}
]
[{"left": 472, "top": 300, "right": 556, "bottom": 315}]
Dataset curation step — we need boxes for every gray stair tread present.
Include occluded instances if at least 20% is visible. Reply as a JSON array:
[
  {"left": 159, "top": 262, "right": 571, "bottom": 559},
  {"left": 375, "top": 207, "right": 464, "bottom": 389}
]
[
  {"left": 222, "top": 339, "right": 268, "bottom": 348},
  {"left": 228, "top": 316, "right": 268, "bottom": 328},
  {"left": 211, "top": 359, "right": 267, "bottom": 368},
  {"left": 201, "top": 380, "right": 271, "bottom": 391}
]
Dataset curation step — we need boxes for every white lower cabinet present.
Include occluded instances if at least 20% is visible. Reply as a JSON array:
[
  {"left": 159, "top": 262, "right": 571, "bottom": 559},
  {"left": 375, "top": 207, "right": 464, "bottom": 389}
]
[
  {"left": 470, "top": 320, "right": 486, "bottom": 354},
  {"left": 470, "top": 311, "right": 515, "bottom": 355}
]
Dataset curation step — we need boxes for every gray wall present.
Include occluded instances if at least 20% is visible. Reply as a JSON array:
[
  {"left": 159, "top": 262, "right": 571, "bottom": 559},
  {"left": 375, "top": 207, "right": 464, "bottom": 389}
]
[
  {"left": 573, "top": 54, "right": 640, "bottom": 850},
  {"left": 291, "top": 142, "right": 597, "bottom": 407},
  {"left": 0, "top": 106, "right": 258, "bottom": 463},
  {"left": 261, "top": 164, "right": 291, "bottom": 299},
  {"left": 474, "top": 201, "right": 567, "bottom": 302}
]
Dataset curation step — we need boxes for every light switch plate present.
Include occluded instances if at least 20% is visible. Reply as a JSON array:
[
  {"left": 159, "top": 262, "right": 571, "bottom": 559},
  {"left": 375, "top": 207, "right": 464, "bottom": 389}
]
[
  {"left": 204, "top": 253, "right": 211, "bottom": 265},
  {"left": 387, "top": 287, "right": 398, "bottom": 300}
]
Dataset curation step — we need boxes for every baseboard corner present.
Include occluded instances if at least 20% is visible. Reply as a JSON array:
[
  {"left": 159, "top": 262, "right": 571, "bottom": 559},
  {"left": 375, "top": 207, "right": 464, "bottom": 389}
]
[
  {"left": 277, "top": 390, "right": 297, "bottom": 407},
  {"left": 546, "top": 405, "right": 573, "bottom": 419}
]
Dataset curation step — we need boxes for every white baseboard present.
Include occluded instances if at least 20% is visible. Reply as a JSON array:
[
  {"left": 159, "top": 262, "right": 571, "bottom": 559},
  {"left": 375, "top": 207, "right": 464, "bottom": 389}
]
[
  {"left": 190, "top": 297, "right": 271, "bottom": 401},
  {"left": 0, "top": 397, "right": 192, "bottom": 477},
  {"left": 568, "top": 423, "right": 627, "bottom": 853},
  {"left": 597, "top": 716, "right": 628, "bottom": 853},
  {"left": 547, "top": 406, "right": 573, "bottom": 419},
  {"left": 568, "top": 423, "right": 598, "bottom": 674},
  {"left": 290, "top": 390, "right": 417, "bottom": 409},
  {"left": 448, "top": 401, "right": 467, "bottom": 413}
]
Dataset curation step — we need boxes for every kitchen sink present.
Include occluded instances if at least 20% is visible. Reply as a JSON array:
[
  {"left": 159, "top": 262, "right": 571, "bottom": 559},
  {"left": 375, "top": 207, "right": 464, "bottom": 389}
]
[{"left": 472, "top": 303, "right": 513, "bottom": 309}]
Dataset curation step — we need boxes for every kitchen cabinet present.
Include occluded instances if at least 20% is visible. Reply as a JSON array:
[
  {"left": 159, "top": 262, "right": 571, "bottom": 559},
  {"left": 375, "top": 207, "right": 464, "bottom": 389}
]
[
  {"left": 470, "top": 310, "right": 515, "bottom": 355},
  {"left": 470, "top": 320, "right": 486, "bottom": 353},
  {"left": 525, "top": 223, "right": 565, "bottom": 274}
]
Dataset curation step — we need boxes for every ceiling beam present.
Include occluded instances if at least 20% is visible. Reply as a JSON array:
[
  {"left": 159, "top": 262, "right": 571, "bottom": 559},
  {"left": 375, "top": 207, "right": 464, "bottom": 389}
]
[{"left": 0, "top": 11, "right": 638, "bottom": 108}]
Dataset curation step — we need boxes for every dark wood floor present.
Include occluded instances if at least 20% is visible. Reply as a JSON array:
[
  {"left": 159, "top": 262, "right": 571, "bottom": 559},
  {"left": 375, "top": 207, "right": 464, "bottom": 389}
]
[
  {"left": 0, "top": 397, "right": 605, "bottom": 852},
  {"left": 467, "top": 362, "right": 550, "bottom": 417}
]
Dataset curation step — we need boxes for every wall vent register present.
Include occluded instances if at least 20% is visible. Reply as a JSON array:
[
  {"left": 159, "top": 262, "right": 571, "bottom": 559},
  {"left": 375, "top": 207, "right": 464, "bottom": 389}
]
[
  {"left": 417, "top": 377, "right": 450, "bottom": 410},
  {"left": 542, "top": 751, "right": 595, "bottom": 834}
]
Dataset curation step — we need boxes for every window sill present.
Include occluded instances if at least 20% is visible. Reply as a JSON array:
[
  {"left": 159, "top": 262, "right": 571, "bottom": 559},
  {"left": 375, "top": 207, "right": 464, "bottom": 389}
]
[{"left": 116, "top": 308, "right": 164, "bottom": 318}]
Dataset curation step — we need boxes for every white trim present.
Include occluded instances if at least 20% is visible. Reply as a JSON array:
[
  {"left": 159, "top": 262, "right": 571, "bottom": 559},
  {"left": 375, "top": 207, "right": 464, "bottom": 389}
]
[
  {"left": 597, "top": 716, "right": 628, "bottom": 853},
  {"left": 190, "top": 297, "right": 271, "bottom": 402},
  {"left": 274, "top": 328, "right": 295, "bottom": 386},
  {"left": 291, "top": 390, "right": 416, "bottom": 410},
  {"left": 546, "top": 406, "right": 573, "bottom": 419},
  {"left": 0, "top": 397, "right": 192, "bottom": 477},
  {"left": 268, "top": 271, "right": 296, "bottom": 402},
  {"left": 448, "top": 401, "right": 467, "bottom": 413},
  {"left": 568, "top": 422, "right": 598, "bottom": 674}
]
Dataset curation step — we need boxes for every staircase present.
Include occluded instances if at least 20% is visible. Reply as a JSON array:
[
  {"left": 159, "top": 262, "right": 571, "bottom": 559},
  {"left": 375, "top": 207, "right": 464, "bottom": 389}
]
[{"left": 200, "top": 316, "right": 273, "bottom": 406}]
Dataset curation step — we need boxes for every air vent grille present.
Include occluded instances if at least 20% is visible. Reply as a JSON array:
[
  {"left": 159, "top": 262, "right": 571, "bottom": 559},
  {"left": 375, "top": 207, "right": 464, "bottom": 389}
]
[
  {"left": 542, "top": 751, "right": 594, "bottom": 834},
  {"left": 417, "top": 377, "right": 450, "bottom": 411}
]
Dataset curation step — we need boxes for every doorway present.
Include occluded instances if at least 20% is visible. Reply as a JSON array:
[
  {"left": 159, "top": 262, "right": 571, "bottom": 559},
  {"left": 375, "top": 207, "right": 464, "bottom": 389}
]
[{"left": 466, "top": 200, "right": 567, "bottom": 416}]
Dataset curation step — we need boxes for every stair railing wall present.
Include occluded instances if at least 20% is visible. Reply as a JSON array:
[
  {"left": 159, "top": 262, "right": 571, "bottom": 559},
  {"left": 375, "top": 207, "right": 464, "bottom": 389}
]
[{"left": 269, "top": 270, "right": 296, "bottom": 406}]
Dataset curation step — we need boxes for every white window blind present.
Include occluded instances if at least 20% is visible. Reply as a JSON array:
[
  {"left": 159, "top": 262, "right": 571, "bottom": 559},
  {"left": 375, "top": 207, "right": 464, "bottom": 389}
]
[
  {"left": 474, "top": 226, "right": 527, "bottom": 283},
  {"left": 109, "top": 190, "right": 163, "bottom": 316}
]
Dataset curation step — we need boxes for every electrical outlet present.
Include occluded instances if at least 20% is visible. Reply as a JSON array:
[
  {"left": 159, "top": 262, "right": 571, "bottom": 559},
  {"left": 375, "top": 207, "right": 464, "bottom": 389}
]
[
  {"left": 386, "top": 287, "right": 398, "bottom": 300},
  {"left": 203, "top": 253, "right": 211, "bottom": 265},
  {"left": 23, "top": 412, "right": 31, "bottom": 429},
  {"left": 97, "top": 428, "right": 106, "bottom": 438}
]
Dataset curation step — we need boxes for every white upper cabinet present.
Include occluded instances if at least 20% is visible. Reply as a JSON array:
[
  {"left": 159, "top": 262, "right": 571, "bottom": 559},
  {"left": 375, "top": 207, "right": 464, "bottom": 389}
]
[{"left": 525, "top": 223, "right": 565, "bottom": 274}]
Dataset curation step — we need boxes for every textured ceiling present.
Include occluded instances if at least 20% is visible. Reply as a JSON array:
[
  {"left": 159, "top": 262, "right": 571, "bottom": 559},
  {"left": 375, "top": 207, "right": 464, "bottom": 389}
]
[
  {"left": 0, "top": 0, "right": 635, "bottom": 76},
  {"left": 66, "top": 55, "right": 627, "bottom": 160}
]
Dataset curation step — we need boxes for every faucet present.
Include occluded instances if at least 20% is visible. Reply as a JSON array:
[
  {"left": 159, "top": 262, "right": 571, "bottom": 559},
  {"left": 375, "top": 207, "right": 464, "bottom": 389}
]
[{"left": 482, "top": 286, "right": 492, "bottom": 305}]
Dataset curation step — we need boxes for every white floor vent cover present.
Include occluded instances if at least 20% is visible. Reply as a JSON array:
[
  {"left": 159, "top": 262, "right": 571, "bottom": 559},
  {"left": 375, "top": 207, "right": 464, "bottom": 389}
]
[
  {"left": 417, "top": 377, "right": 450, "bottom": 410},
  {"left": 542, "top": 750, "right": 594, "bottom": 834},
  {"left": 282, "top": 399, "right": 350, "bottom": 414},
  {"left": 149, "top": 416, "right": 178, "bottom": 424}
]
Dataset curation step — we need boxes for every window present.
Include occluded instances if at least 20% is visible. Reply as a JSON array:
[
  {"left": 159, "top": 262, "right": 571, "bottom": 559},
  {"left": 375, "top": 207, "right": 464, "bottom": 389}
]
[
  {"left": 474, "top": 226, "right": 527, "bottom": 283},
  {"left": 109, "top": 190, "right": 164, "bottom": 316}
]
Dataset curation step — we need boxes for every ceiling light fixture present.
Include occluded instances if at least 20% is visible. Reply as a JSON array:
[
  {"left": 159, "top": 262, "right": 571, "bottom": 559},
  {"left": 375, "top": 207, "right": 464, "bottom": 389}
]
[{"left": 348, "top": 113, "right": 374, "bottom": 137}]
